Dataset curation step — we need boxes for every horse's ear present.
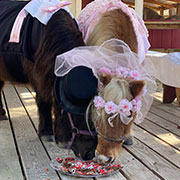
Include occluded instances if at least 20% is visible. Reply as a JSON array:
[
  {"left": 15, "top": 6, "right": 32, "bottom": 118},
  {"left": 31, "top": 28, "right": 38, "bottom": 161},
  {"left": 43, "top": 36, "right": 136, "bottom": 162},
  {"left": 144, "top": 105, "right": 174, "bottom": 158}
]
[
  {"left": 129, "top": 80, "right": 145, "bottom": 98},
  {"left": 99, "top": 73, "right": 111, "bottom": 86}
]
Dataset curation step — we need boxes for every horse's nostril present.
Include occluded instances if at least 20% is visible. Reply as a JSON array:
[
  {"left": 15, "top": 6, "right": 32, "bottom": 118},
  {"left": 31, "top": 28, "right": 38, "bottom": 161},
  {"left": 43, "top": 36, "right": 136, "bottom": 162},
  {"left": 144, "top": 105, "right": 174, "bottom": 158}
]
[{"left": 106, "top": 156, "right": 112, "bottom": 163}]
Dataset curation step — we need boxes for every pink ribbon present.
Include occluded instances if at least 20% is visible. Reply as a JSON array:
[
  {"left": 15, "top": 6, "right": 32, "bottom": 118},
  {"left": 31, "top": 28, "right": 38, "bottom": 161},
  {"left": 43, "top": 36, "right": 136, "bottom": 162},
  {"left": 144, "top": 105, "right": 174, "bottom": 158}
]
[
  {"left": 9, "top": 1, "right": 72, "bottom": 43},
  {"left": 9, "top": 5, "right": 28, "bottom": 43},
  {"left": 41, "top": 1, "right": 72, "bottom": 13}
]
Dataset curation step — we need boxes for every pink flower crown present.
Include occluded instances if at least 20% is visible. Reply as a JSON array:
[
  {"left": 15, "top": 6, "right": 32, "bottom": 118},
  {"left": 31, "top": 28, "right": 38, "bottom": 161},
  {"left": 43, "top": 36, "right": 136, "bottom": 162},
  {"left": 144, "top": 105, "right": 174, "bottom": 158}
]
[
  {"left": 94, "top": 96, "right": 142, "bottom": 127},
  {"left": 95, "top": 67, "right": 146, "bottom": 127},
  {"left": 98, "top": 67, "right": 143, "bottom": 94},
  {"left": 99, "top": 67, "right": 140, "bottom": 80}
]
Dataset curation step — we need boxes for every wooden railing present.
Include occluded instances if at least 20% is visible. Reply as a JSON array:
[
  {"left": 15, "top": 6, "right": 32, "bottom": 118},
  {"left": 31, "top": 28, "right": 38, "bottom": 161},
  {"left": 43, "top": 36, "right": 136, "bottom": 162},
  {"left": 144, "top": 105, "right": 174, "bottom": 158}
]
[{"left": 145, "top": 20, "right": 180, "bottom": 29}]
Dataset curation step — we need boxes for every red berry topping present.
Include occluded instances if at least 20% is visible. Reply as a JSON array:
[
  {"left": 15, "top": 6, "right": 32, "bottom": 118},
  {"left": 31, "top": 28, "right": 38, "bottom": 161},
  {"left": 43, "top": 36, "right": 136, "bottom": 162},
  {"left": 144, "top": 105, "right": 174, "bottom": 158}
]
[
  {"left": 56, "top": 157, "right": 63, "bottom": 162},
  {"left": 99, "top": 169, "right": 105, "bottom": 174},
  {"left": 65, "top": 157, "right": 75, "bottom": 161}
]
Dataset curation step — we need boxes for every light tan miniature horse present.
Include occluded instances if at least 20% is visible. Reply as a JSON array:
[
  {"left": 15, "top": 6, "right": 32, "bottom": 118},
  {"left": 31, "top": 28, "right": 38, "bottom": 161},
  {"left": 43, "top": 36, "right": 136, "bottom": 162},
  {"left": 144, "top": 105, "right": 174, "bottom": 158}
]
[{"left": 86, "top": 9, "right": 145, "bottom": 163}]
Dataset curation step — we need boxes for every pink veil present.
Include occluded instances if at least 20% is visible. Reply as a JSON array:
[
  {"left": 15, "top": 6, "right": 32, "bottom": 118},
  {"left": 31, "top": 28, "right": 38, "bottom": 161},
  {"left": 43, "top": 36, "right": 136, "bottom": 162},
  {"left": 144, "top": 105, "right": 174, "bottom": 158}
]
[{"left": 54, "top": 39, "right": 156, "bottom": 124}]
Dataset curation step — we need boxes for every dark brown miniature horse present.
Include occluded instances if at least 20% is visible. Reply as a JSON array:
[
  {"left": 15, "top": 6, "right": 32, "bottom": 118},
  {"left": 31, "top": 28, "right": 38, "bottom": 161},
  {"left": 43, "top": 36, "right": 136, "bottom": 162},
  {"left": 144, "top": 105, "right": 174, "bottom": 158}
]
[{"left": 0, "top": 1, "right": 97, "bottom": 160}]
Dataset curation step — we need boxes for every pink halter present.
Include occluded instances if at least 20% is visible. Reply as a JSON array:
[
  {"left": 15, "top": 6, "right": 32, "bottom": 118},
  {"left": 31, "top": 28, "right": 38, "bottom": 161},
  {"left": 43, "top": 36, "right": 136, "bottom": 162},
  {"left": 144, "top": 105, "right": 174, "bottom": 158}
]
[{"left": 61, "top": 109, "right": 96, "bottom": 150}]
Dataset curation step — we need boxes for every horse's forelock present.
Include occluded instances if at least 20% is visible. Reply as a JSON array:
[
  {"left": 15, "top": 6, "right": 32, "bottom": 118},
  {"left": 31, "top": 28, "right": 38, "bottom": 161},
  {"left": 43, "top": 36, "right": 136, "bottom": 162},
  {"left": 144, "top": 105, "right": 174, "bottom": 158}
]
[{"left": 103, "top": 78, "right": 132, "bottom": 103}]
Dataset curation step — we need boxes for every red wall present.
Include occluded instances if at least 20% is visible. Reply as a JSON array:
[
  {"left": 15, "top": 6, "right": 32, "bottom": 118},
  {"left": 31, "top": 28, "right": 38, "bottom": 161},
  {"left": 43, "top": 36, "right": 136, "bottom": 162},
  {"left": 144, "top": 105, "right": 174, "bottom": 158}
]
[
  {"left": 148, "top": 29, "right": 180, "bottom": 49},
  {"left": 82, "top": 0, "right": 94, "bottom": 9}
]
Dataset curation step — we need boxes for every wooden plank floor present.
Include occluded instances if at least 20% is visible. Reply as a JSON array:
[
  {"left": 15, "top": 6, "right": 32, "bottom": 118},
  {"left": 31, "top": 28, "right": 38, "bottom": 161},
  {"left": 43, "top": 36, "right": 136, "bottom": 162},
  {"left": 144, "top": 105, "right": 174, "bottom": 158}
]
[{"left": 0, "top": 83, "right": 180, "bottom": 180}]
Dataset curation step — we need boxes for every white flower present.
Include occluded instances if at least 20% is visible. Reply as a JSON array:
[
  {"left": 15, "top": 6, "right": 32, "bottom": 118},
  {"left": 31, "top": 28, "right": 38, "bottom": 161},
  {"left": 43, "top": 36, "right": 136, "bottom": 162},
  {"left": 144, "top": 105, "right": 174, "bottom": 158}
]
[
  {"left": 94, "top": 96, "right": 105, "bottom": 109},
  {"left": 99, "top": 67, "right": 111, "bottom": 75},
  {"left": 119, "top": 99, "right": 132, "bottom": 116},
  {"left": 98, "top": 82, "right": 104, "bottom": 93},
  {"left": 104, "top": 101, "right": 118, "bottom": 114},
  {"left": 129, "top": 70, "right": 140, "bottom": 80},
  {"left": 116, "top": 67, "right": 129, "bottom": 78},
  {"left": 140, "top": 85, "right": 147, "bottom": 96},
  {"left": 132, "top": 97, "right": 142, "bottom": 112}
]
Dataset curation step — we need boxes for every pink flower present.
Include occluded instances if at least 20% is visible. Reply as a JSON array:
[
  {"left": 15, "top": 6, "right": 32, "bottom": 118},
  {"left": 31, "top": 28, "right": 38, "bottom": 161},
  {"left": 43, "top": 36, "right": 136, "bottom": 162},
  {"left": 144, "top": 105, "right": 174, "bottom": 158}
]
[
  {"left": 119, "top": 99, "right": 132, "bottom": 116},
  {"left": 140, "top": 85, "right": 147, "bottom": 96},
  {"left": 99, "top": 67, "right": 111, "bottom": 75},
  {"left": 94, "top": 96, "right": 105, "bottom": 109},
  {"left": 129, "top": 70, "right": 140, "bottom": 80},
  {"left": 98, "top": 82, "right": 104, "bottom": 93},
  {"left": 116, "top": 67, "right": 129, "bottom": 78},
  {"left": 132, "top": 97, "right": 142, "bottom": 112},
  {"left": 104, "top": 101, "right": 117, "bottom": 114}
]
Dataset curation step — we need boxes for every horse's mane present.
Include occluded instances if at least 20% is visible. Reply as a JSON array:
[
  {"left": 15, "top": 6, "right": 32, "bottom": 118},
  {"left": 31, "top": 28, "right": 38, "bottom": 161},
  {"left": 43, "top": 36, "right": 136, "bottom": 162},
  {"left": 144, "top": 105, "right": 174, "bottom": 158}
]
[
  {"left": 33, "top": 10, "right": 84, "bottom": 102},
  {"left": 86, "top": 8, "right": 138, "bottom": 53}
]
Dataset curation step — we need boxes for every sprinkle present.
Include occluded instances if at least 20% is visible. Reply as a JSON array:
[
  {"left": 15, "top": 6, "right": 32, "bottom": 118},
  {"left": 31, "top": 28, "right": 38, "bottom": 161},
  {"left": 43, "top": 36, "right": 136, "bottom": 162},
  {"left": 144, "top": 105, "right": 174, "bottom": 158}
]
[
  {"left": 56, "top": 157, "right": 63, "bottom": 162},
  {"left": 65, "top": 157, "right": 75, "bottom": 161}
]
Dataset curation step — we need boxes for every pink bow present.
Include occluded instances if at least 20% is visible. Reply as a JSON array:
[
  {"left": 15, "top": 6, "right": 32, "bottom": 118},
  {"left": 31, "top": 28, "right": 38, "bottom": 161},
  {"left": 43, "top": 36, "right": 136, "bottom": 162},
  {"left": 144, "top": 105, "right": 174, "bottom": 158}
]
[
  {"left": 41, "top": 1, "right": 72, "bottom": 13},
  {"left": 9, "top": 8, "right": 27, "bottom": 43}
]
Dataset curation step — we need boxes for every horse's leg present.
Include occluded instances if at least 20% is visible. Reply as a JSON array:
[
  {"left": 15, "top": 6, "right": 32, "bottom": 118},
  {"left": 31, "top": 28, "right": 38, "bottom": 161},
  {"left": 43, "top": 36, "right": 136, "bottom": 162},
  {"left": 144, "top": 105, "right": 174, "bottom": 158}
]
[
  {"left": 36, "top": 93, "right": 53, "bottom": 140},
  {"left": 176, "top": 88, "right": 180, "bottom": 106},
  {"left": 163, "top": 84, "right": 176, "bottom": 104},
  {"left": 0, "top": 81, "right": 8, "bottom": 120}
]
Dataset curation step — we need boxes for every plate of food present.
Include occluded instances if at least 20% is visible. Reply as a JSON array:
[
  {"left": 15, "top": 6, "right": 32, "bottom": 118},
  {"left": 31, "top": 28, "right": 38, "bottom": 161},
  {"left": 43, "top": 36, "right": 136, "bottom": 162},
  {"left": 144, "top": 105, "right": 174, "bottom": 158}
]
[{"left": 50, "top": 157, "right": 121, "bottom": 177}]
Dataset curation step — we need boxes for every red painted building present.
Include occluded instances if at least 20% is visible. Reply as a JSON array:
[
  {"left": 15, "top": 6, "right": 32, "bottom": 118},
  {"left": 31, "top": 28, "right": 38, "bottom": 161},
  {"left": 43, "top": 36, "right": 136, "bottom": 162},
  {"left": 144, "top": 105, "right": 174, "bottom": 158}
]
[{"left": 82, "top": 0, "right": 94, "bottom": 9}]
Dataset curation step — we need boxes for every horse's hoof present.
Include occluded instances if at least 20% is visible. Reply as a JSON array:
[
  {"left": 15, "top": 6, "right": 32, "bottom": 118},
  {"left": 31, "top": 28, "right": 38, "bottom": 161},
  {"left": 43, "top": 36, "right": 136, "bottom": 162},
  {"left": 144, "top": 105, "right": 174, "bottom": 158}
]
[
  {"left": 123, "top": 138, "right": 133, "bottom": 146},
  {"left": 0, "top": 114, "right": 8, "bottom": 120}
]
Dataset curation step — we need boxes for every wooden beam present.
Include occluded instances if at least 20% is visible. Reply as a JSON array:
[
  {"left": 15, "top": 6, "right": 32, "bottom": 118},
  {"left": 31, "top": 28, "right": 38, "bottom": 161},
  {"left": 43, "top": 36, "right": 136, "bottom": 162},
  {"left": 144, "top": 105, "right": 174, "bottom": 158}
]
[
  {"left": 177, "top": 3, "right": 180, "bottom": 15},
  {"left": 146, "top": 6, "right": 163, "bottom": 12},
  {"left": 124, "top": 2, "right": 165, "bottom": 12},
  {"left": 135, "top": 0, "right": 143, "bottom": 17},
  {"left": 145, "top": 21, "right": 180, "bottom": 29},
  {"left": 144, "top": 0, "right": 175, "bottom": 9},
  {"left": 167, "top": 0, "right": 180, "bottom": 3}
]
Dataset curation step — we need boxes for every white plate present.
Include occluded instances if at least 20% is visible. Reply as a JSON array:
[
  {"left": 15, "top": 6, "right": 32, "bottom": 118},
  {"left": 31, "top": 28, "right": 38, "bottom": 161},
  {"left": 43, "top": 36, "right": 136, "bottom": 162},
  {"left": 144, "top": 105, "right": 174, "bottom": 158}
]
[{"left": 50, "top": 158, "right": 121, "bottom": 178}]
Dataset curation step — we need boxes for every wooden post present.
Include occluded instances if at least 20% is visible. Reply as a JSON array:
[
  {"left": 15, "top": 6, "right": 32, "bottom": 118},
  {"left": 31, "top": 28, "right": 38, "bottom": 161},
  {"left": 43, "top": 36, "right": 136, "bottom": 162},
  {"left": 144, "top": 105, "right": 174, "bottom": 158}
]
[
  {"left": 169, "top": 9, "right": 173, "bottom": 16},
  {"left": 177, "top": 3, "right": 180, "bottom": 15},
  {"left": 176, "top": 88, "right": 180, "bottom": 106},
  {"left": 135, "top": 0, "right": 144, "bottom": 18},
  {"left": 69, "top": 0, "right": 82, "bottom": 18},
  {"left": 160, "top": 7, "right": 164, "bottom": 16},
  {"left": 75, "top": 0, "right": 82, "bottom": 17}
]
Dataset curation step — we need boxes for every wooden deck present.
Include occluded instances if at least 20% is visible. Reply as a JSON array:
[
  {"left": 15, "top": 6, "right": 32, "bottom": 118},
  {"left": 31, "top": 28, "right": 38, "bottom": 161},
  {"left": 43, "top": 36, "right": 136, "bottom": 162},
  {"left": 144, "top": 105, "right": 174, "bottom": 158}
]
[{"left": 0, "top": 83, "right": 180, "bottom": 180}]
